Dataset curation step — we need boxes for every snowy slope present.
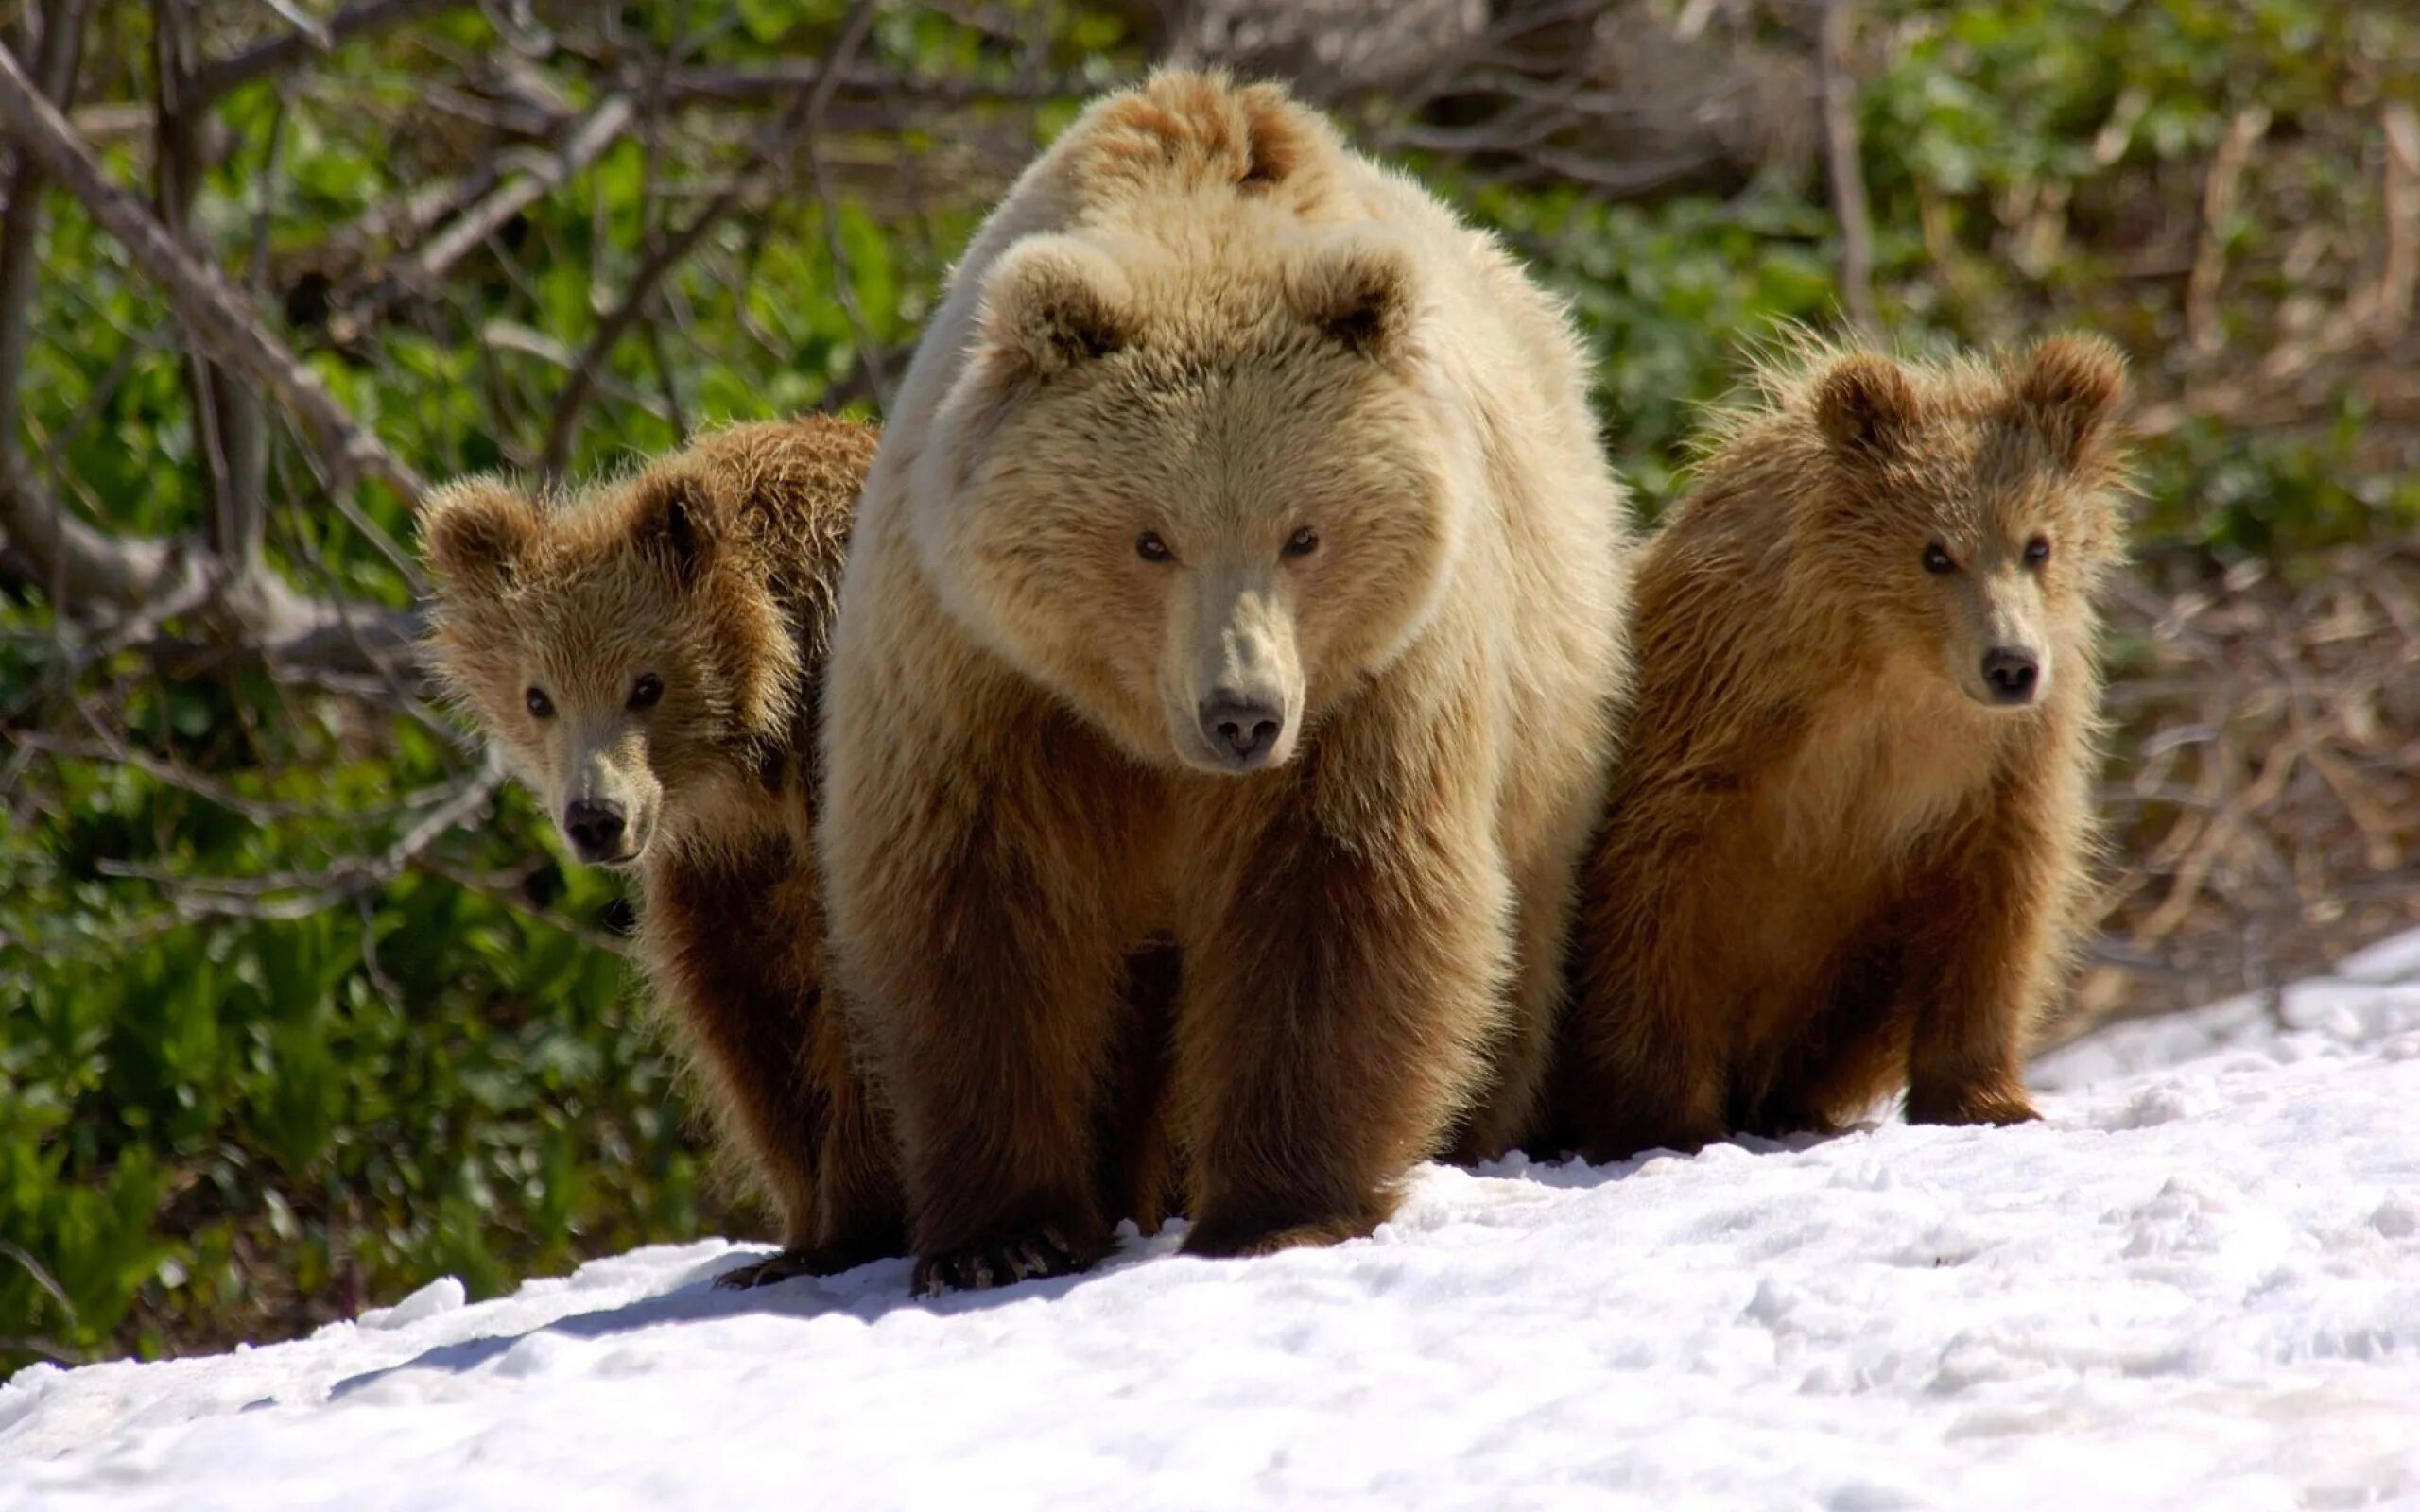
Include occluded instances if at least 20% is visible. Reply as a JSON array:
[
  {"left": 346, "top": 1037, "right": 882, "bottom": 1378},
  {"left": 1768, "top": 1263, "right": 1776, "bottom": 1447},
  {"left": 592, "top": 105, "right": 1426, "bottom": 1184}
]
[{"left": 9, "top": 946, "right": 2420, "bottom": 1511}]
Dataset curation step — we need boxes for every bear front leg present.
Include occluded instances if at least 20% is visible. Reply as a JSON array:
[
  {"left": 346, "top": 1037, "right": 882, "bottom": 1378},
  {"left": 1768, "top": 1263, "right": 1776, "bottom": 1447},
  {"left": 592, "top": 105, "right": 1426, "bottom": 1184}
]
[
  {"left": 827, "top": 722, "right": 1145, "bottom": 1295},
  {"left": 1899, "top": 780, "right": 2068, "bottom": 1128},
  {"left": 1558, "top": 830, "right": 1734, "bottom": 1163},
  {"left": 715, "top": 983, "right": 912, "bottom": 1291},
  {"left": 1176, "top": 787, "right": 1509, "bottom": 1259},
  {"left": 1449, "top": 848, "right": 1585, "bottom": 1162},
  {"left": 642, "top": 850, "right": 849, "bottom": 1289}
]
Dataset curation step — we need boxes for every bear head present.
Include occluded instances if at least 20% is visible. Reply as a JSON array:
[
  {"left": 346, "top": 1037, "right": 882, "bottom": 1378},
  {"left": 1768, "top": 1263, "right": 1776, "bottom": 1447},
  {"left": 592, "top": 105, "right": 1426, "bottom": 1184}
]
[
  {"left": 908, "top": 219, "right": 1474, "bottom": 776},
  {"left": 1801, "top": 334, "right": 2130, "bottom": 712},
  {"left": 419, "top": 461, "right": 800, "bottom": 866}
]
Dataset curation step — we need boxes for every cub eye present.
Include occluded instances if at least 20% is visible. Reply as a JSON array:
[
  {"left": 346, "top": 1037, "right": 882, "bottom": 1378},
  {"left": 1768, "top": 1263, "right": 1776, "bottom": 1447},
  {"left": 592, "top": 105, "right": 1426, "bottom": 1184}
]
[
  {"left": 629, "top": 674, "right": 664, "bottom": 711},
  {"left": 526, "top": 687, "right": 554, "bottom": 719},
  {"left": 1136, "top": 531, "right": 1174, "bottom": 563},
  {"left": 2023, "top": 536, "right": 2052, "bottom": 569},
  {"left": 1283, "top": 527, "right": 1320, "bottom": 558},
  {"left": 1922, "top": 544, "right": 1957, "bottom": 576}
]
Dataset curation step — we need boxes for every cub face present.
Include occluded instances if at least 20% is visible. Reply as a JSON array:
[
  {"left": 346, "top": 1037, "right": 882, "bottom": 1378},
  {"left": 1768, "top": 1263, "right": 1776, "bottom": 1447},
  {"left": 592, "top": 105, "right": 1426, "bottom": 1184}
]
[
  {"left": 913, "top": 227, "right": 1472, "bottom": 776},
  {"left": 1808, "top": 335, "right": 2129, "bottom": 712},
  {"left": 419, "top": 468, "right": 796, "bottom": 866}
]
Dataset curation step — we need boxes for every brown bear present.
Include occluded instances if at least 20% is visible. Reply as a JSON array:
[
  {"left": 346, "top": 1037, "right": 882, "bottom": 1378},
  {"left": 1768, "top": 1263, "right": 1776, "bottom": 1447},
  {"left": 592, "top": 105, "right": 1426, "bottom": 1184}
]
[
  {"left": 819, "top": 71, "right": 1634, "bottom": 1294},
  {"left": 418, "top": 416, "right": 910, "bottom": 1287},
  {"left": 421, "top": 419, "right": 1184, "bottom": 1287},
  {"left": 1554, "top": 335, "right": 2128, "bottom": 1162}
]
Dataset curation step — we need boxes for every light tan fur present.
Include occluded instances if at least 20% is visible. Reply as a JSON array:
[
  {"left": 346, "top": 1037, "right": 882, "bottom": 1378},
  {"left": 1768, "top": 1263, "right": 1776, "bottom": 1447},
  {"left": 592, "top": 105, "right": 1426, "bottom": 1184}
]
[
  {"left": 820, "top": 70, "right": 1634, "bottom": 1293},
  {"left": 1555, "top": 335, "right": 2129, "bottom": 1160}
]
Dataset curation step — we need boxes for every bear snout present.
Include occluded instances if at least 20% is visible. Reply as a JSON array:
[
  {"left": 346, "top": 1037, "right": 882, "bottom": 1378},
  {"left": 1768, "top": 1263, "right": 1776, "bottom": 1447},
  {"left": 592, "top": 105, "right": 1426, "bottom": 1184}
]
[
  {"left": 1979, "top": 646, "right": 2041, "bottom": 706},
  {"left": 1196, "top": 690, "right": 1288, "bottom": 770},
  {"left": 562, "top": 797, "right": 631, "bottom": 861}
]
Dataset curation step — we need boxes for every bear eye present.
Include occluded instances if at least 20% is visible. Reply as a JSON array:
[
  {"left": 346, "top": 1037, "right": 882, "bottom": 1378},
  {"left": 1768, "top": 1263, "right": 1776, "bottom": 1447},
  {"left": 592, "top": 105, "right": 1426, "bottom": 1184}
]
[
  {"left": 1283, "top": 527, "right": 1320, "bottom": 558},
  {"left": 628, "top": 674, "right": 664, "bottom": 711},
  {"left": 2023, "top": 536, "right": 2052, "bottom": 569},
  {"left": 526, "top": 686, "right": 555, "bottom": 719},
  {"left": 1136, "top": 531, "right": 1174, "bottom": 563},
  {"left": 1922, "top": 543, "right": 1957, "bottom": 576}
]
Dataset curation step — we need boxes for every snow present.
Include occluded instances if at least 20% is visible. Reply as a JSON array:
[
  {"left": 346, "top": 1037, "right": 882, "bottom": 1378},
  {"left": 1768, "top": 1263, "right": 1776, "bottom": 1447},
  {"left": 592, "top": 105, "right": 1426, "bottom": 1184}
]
[{"left": 9, "top": 945, "right": 2420, "bottom": 1511}]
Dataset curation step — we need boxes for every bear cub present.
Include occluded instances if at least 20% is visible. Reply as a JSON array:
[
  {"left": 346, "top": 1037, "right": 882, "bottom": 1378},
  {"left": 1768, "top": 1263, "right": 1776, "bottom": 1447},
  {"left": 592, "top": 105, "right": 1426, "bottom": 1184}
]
[
  {"left": 419, "top": 417, "right": 908, "bottom": 1286},
  {"left": 1556, "top": 335, "right": 2128, "bottom": 1161}
]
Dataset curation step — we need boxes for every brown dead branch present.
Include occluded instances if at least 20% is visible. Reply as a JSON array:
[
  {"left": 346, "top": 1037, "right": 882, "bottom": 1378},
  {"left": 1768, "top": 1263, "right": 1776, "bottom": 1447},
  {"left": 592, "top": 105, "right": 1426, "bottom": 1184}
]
[
  {"left": 540, "top": 0, "right": 881, "bottom": 472},
  {"left": 1816, "top": 0, "right": 1875, "bottom": 331},
  {"left": 188, "top": 0, "right": 470, "bottom": 107},
  {"left": 0, "top": 43, "right": 424, "bottom": 504},
  {"left": 2185, "top": 104, "right": 2272, "bottom": 352},
  {"left": 405, "top": 93, "right": 636, "bottom": 287}
]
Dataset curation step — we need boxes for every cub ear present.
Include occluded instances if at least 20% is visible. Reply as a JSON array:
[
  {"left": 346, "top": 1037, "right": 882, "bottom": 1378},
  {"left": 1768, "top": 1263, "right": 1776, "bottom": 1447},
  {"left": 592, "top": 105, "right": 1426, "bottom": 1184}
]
[
  {"left": 420, "top": 477, "right": 537, "bottom": 591},
  {"left": 978, "top": 236, "right": 1131, "bottom": 376},
  {"left": 1288, "top": 234, "right": 1419, "bottom": 365},
  {"left": 1813, "top": 351, "right": 1920, "bottom": 462},
  {"left": 631, "top": 470, "right": 720, "bottom": 583},
  {"left": 2012, "top": 333, "right": 2126, "bottom": 471}
]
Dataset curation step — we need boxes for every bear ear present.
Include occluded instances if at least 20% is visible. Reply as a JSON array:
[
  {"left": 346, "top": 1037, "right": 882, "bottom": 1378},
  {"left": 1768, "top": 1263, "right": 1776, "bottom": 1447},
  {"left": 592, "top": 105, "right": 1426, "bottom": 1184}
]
[
  {"left": 1289, "top": 235, "right": 1419, "bottom": 366},
  {"left": 420, "top": 477, "right": 538, "bottom": 591},
  {"left": 1813, "top": 351, "right": 1920, "bottom": 463},
  {"left": 2012, "top": 333, "right": 2126, "bottom": 471},
  {"left": 631, "top": 471, "right": 720, "bottom": 584},
  {"left": 978, "top": 236, "right": 1131, "bottom": 376}
]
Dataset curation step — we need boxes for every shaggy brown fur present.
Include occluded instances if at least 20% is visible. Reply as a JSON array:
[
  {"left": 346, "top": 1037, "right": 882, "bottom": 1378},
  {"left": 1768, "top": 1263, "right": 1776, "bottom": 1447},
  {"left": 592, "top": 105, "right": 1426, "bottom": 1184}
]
[
  {"left": 821, "top": 72, "right": 1633, "bottom": 1293},
  {"left": 1556, "top": 335, "right": 2129, "bottom": 1161},
  {"left": 419, "top": 416, "right": 909, "bottom": 1284}
]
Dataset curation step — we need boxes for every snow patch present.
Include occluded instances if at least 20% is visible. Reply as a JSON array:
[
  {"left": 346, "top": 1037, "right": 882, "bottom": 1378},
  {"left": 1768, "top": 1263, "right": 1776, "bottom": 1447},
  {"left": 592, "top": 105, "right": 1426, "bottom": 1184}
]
[{"left": 6, "top": 934, "right": 2420, "bottom": 1509}]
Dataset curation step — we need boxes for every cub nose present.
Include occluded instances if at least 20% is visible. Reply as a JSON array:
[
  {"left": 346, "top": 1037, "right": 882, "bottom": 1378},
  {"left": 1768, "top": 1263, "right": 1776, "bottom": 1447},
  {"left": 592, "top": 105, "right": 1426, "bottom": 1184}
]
[
  {"left": 562, "top": 798, "right": 629, "bottom": 859},
  {"left": 1197, "top": 692, "right": 1286, "bottom": 769},
  {"left": 1980, "top": 647, "right": 2040, "bottom": 705}
]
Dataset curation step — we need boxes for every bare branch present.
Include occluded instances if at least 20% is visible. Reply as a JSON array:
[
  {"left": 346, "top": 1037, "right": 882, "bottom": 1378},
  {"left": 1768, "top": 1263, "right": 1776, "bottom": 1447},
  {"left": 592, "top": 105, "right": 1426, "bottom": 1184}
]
[
  {"left": 2377, "top": 102, "right": 2419, "bottom": 332},
  {"left": 405, "top": 93, "right": 636, "bottom": 287},
  {"left": 112, "top": 751, "right": 508, "bottom": 921},
  {"left": 188, "top": 0, "right": 468, "bottom": 107},
  {"left": 540, "top": 1, "right": 880, "bottom": 472},
  {"left": 0, "top": 457, "right": 207, "bottom": 611},
  {"left": 0, "top": 0, "right": 92, "bottom": 462},
  {"left": 0, "top": 38, "right": 426, "bottom": 503},
  {"left": 2187, "top": 105, "right": 2273, "bottom": 352},
  {"left": 1817, "top": 0, "right": 1875, "bottom": 333}
]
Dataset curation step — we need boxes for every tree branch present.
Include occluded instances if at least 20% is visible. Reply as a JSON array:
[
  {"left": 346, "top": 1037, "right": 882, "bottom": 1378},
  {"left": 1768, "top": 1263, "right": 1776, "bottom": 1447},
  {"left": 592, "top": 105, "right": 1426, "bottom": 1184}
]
[
  {"left": 539, "top": 1, "right": 880, "bottom": 472},
  {"left": 187, "top": 0, "right": 469, "bottom": 107},
  {"left": 0, "top": 38, "right": 426, "bottom": 504},
  {"left": 1817, "top": 0, "right": 1875, "bottom": 333},
  {"left": 405, "top": 93, "right": 636, "bottom": 287}
]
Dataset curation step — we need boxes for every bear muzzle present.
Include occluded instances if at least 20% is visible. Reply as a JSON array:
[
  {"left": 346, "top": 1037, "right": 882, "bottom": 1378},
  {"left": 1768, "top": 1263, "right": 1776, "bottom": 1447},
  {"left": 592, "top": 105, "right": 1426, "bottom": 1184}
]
[{"left": 1195, "top": 690, "right": 1290, "bottom": 770}]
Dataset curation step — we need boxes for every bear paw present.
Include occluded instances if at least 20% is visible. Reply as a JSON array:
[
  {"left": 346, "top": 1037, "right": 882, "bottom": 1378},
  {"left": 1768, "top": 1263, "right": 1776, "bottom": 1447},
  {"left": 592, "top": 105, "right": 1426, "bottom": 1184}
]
[
  {"left": 1180, "top": 1206, "right": 1383, "bottom": 1260},
  {"left": 1905, "top": 1085, "right": 2041, "bottom": 1128},
  {"left": 1577, "top": 1114, "right": 1729, "bottom": 1166},
  {"left": 712, "top": 1243, "right": 884, "bottom": 1291},
  {"left": 911, "top": 1226, "right": 1104, "bottom": 1297}
]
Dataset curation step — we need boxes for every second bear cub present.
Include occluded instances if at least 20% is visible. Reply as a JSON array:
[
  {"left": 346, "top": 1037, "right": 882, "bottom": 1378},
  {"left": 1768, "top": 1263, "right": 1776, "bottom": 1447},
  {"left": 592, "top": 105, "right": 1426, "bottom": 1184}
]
[{"left": 1559, "top": 335, "right": 2128, "bottom": 1161}]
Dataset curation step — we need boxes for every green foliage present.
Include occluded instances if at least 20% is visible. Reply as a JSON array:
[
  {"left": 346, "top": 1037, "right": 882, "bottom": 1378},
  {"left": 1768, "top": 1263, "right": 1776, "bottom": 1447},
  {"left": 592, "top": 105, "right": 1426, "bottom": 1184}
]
[{"left": 0, "top": 709, "right": 700, "bottom": 1368}]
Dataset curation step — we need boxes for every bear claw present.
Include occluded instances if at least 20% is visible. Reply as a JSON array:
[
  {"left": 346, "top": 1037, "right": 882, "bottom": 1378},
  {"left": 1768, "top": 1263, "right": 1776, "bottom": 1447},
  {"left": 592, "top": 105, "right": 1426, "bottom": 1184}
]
[
  {"left": 1905, "top": 1087, "right": 2041, "bottom": 1128},
  {"left": 912, "top": 1227, "right": 1100, "bottom": 1297},
  {"left": 713, "top": 1245, "right": 874, "bottom": 1291}
]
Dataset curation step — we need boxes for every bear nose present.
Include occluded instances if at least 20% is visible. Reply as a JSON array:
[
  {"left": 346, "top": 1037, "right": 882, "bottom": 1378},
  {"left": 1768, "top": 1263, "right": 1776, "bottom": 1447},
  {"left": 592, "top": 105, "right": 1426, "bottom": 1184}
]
[
  {"left": 562, "top": 798, "right": 628, "bottom": 859},
  {"left": 1197, "top": 692, "right": 1286, "bottom": 769},
  {"left": 1980, "top": 647, "right": 2040, "bottom": 705}
]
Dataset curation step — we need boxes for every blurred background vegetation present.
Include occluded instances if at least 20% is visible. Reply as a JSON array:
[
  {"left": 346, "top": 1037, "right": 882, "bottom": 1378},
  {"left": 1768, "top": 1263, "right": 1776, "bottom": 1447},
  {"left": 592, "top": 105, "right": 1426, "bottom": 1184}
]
[{"left": 4, "top": 0, "right": 2417, "bottom": 1371}]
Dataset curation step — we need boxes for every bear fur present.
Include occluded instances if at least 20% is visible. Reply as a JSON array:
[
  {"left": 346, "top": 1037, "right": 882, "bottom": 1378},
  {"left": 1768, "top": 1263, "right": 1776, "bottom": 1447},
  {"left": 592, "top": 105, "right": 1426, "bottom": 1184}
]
[
  {"left": 1554, "top": 335, "right": 2128, "bottom": 1162},
  {"left": 418, "top": 416, "right": 912, "bottom": 1285},
  {"left": 819, "top": 71, "right": 1634, "bottom": 1293}
]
